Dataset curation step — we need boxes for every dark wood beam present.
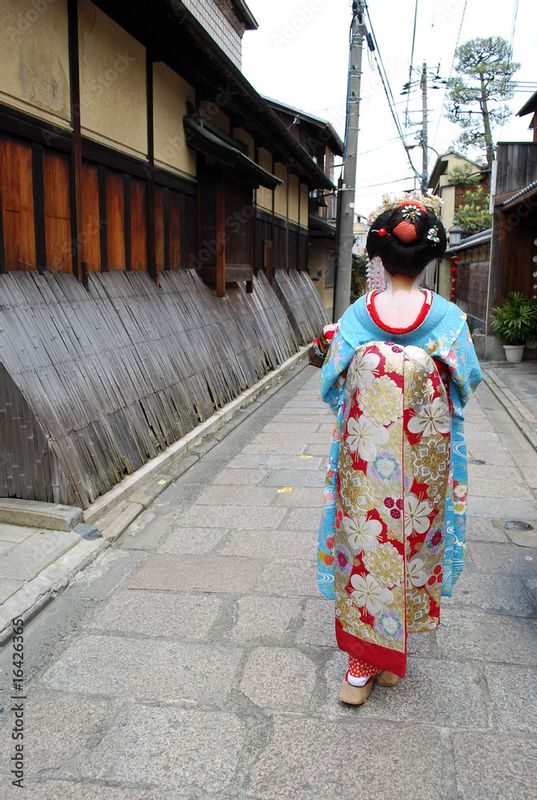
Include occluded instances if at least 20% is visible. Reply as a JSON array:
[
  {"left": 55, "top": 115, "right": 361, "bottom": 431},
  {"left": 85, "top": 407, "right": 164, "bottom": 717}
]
[
  {"left": 31, "top": 143, "right": 46, "bottom": 271},
  {"left": 215, "top": 171, "right": 226, "bottom": 297},
  {"left": 67, "top": 0, "right": 87, "bottom": 287},
  {"left": 146, "top": 49, "right": 158, "bottom": 284}
]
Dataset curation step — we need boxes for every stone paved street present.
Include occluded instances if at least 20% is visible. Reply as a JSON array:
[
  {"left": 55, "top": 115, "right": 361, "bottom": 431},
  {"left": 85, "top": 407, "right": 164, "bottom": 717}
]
[{"left": 1, "top": 365, "right": 537, "bottom": 799}]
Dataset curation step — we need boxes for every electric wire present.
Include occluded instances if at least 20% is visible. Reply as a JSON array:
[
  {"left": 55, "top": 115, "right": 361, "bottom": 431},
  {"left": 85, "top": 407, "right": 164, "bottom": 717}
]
[
  {"left": 355, "top": 175, "right": 417, "bottom": 190},
  {"left": 404, "top": 0, "right": 419, "bottom": 128},
  {"left": 363, "top": 2, "right": 421, "bottom": 183},
  {"left": 431, "top": 0, "right": 469, "bottom": 148},
  {"left": 509, "top": 0, "right": 520, "bottom": 60}
]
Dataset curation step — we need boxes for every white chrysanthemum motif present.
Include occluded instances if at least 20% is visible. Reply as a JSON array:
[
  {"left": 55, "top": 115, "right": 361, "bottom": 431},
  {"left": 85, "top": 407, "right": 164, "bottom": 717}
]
[
  {"left": 403, "top": 345, "right": 432, "bottom": 367},
  {"left": 408, "top": 396, "right": 450, "bottom": 437},
  {"left": 350, "top": 573, "right": 392, "bottom": 617},
  {"left": 405, "top": 494, "right": 432, "bottom": 536},
  {"left": 350, "top": 350, "right": 381, "bottom": 387},
  {"left": 407, "top": 556, "right": 429, "bottom": 587},
  {"left": 343, "top": 514, "right": 382, "bottom": 554},
  {"left": 346, "top": 416, "right": 389, "bottom": 462}
]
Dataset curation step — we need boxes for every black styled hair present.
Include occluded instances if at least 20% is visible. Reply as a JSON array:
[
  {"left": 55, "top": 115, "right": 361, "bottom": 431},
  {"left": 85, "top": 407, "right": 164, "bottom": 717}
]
[{"left": 366, "top": 204, "right": 447, "bottom": 277}]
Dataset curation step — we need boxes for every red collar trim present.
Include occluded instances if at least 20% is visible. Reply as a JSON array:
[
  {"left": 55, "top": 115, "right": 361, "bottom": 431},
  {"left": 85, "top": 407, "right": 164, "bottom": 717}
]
[{"left": 366, "top": 289, "right": 432, "bottom": 334}]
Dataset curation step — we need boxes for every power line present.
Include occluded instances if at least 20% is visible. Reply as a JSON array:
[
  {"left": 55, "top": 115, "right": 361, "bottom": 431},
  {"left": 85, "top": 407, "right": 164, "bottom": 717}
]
[
  {"left": 360, "top": 135, "right": 406, "bottom": 155},
  {"left": 363, "top": 2, "right": 421, "bottom": 184},
  {"left": 404, "top": 0, "right": 419, "bottom": 128},
  {"left": 432, "top": 0, "right": 469, "bottom": 147},
  {"left": 355, "top": 175, "right": 417, "bottom": 190},
  {"left": 510, "top": 0, "right": 520, "bottom": 59}
]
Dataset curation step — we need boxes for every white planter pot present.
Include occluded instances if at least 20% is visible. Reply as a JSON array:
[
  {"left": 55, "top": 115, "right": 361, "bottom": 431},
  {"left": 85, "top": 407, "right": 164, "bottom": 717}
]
[{"left": 503, "top": 344, "right": 525, "bottom": 363}]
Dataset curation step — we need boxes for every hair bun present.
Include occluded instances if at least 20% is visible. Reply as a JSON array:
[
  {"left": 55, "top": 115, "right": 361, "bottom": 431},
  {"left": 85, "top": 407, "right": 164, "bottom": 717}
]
[
  {"left": 392, "top": 219, "right": 418, "bottom": 243},
  {"left": 396, "top": 200, "right": 427, "bottom": 213}
]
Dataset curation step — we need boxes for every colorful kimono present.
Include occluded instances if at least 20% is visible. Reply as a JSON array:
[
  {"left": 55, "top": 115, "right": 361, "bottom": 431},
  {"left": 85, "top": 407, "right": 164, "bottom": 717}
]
[{"left": 317, "top": 291, "right": 482, "bottom": 677}]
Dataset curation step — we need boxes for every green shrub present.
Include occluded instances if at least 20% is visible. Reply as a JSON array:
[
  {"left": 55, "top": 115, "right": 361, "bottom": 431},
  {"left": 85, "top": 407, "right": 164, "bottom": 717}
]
[{"left": 491, "top": 292, "right": 537, "bottom": 345}]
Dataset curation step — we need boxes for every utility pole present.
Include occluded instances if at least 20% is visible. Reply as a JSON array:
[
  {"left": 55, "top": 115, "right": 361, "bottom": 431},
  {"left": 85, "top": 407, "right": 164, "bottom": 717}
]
[
  {"left": 333, "top": 1, "right": 366, "bottom": 321},
  {"left": 420, "top": 60, "right": 429, "bottom": 193}
]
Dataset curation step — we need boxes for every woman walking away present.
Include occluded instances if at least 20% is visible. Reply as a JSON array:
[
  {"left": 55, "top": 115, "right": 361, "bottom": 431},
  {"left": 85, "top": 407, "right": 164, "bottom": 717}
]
[{"left": 311, "top": 194, "right": 482, "bottom": 705}]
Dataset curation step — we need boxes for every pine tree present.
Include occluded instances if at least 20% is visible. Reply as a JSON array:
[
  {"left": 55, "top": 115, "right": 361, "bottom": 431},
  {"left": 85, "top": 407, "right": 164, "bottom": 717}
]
[{"left": 446, "top": 37, "right": 519, "bottom": 169}]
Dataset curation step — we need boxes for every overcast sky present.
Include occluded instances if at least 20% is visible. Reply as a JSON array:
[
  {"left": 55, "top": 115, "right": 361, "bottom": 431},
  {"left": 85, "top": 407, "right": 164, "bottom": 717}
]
[{"left": 242, "top": 0, "right": 537, "bottom": 217}]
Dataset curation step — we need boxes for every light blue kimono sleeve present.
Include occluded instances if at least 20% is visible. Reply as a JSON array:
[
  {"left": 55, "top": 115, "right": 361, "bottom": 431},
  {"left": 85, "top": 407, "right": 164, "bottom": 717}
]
[
  {"left": 449, "top": 321, "right": 483, "bottom": 419},
  {"left": 317, "top": 330, "right": 357, "bottom": 598},
  {"left": 442, "top": 322, "right": 483, "bottom": 596},
  {"left": 320, "top": 330, "right": 356, "bottom": 413}
]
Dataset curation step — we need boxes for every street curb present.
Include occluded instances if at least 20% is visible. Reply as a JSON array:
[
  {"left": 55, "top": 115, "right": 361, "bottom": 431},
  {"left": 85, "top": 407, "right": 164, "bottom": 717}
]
[
  {"left": 0, "top": 348, "right": 308, "bottom": 645},
  {"left": 482, "top": 367, "right": 537, "bottom": 452},
  {"left": 0, "top": 499, "right": 83, "bottom": 530}
]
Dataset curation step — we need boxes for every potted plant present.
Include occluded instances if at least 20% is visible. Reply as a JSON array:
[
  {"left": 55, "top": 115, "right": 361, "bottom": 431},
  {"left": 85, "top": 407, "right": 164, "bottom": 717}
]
[{"left": 491, "top": 292, "right": 537, "bottom": 363}]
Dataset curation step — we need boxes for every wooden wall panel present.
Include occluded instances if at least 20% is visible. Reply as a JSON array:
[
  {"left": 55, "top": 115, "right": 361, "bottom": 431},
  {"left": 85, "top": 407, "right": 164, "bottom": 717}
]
[
  {"left": 44, "top": 153, "right": 72, "bottom": 273},
  {"left": 169, "top": 192, "right": 181, "bottom": 269},
  {"left": 274, "top": 221, "right": 286, "bottom": 270},
  {"left": 298, "top": 230, "right": 309, "bottom": 270},
  {"left": 183, "top": 192, "right": 196, "bottom": 267},
  {"left": 80, "top": 163, "right": 101, "bottom": 272},
  {"left": 288, "top": 228, "right": 298, "bottom": 270},
  {"left": 0, "top": 140, "right": 36, "bottom": 270},
  {"left": 154, "top": 186, "right": 165, "bottom": 271},
  {"left": 106, "top": 172, "right": 126, "bottom": 270},
  {"left": 130, "top": 179, "right": 147, "bottom": 271},
  {"left": 225, "top": 178, "right": 252, "bottom": 269}
]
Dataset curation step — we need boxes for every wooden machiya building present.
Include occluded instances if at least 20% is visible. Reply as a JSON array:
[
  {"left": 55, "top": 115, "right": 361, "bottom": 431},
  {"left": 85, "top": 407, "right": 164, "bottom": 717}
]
[
  {"left": 0, "top": 0, "right": 332, "bottom": 508},
  {"left": 486, "top": 137, "right": 537, "bottom": 359},
  {"left": 261, "top": 96, "right": 344, "bottom": 314}
]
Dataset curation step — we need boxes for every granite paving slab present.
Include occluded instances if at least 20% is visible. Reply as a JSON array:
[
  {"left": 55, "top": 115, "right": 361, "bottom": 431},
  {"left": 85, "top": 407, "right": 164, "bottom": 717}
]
[
  {"left": 128, "top": 553, "right": 265, "bottom": 594},
  {"left": 452, "top": 733, "right": 537, "bottom": 800},
  {"left": 85, "top": 590, "right": 223, "bottom": 639},
  {"left": 41, "top": 634, "right": 242, "bottom": 706},
  {"left": 75, "top": 704, "right": 245, "bottom": 794},
  {"left": 245, "top": 717, "right": 444, "bottom": 800}
]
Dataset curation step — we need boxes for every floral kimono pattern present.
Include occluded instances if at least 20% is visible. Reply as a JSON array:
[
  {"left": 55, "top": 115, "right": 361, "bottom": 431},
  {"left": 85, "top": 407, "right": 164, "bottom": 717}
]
[
  {"left": 335, "top": 342, "right": 450, "bottom": 675},
  {"left": 317, "top": 292, "right": 482, "bottom": 676}
]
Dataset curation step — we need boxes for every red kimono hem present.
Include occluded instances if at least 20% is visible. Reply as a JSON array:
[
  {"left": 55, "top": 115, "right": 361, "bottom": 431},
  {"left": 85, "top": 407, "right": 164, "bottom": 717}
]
[{"left": 335, "top": 618, "right": 407, "bottom": 678}]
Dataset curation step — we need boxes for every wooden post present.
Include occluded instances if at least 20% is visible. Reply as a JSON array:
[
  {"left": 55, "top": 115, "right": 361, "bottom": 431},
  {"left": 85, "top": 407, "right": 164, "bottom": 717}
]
[
  {"left": 263, "top": 240, "right": 273, "bottom": 283},
  {"left": 215, "top": 171, "right": 226, "bottom": 297},
  {"left": 247, "top": 185, "right": 254, "bottom": 293},
  {"left": 67, "top": 0, "right": 87, "bottom": 288},
  {"left": 146, "top": 50, "right": 158, "bottom": 285}
]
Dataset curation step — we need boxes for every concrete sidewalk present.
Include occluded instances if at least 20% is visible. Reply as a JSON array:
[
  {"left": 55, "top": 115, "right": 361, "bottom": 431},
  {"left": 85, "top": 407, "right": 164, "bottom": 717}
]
[
  {"left": 1, "top": 365, "right": 537, "bottom": 799},
  {"left": 482, "top": 360, "right": 537, "bottom": 454}
]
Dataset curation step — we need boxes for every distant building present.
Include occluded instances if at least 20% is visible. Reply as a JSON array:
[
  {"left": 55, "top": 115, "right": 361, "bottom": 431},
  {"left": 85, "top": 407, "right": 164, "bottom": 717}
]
[
  {"left": 456, "top": 88, "right": 537, "bottom": 360},
  {"left": 517, "top": 90, "right": 537, "bottom": 143},
  {"left": 262, "top": 96, "right": 344, "bottom": 314},
  {"left": 444, "top": 228, "right": 491, "bottom": 336},
  {"left": 485, "top": 140, "right": 537, "bottom": 358},
  {"left": 352, "top": 214, "right": 368, "bottom": 256},
  {"left": 428, "top": 150, "right": 489, "bottom": 297}
]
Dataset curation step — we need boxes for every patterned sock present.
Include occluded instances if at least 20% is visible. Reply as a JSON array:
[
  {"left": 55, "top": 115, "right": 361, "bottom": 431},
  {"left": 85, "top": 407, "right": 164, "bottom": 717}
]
[{"left": 347, "top": 655, "right": 381, "bottom": 686}]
